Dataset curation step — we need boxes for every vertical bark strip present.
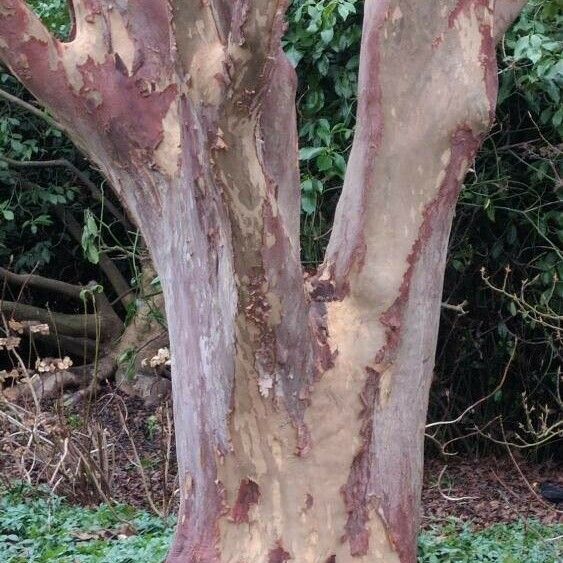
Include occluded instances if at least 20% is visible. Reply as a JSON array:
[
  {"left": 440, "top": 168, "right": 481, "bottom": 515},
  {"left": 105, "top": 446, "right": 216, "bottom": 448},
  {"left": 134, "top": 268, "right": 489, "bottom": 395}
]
[
  {"left": 0, "top": 0, "right": 527, "bottom": 561},
  {"left": 321, "top": 0, "right": 390, "bottom": 294},
  {"left": 322, "top": 1, "right": 510, "bottom": 559}
]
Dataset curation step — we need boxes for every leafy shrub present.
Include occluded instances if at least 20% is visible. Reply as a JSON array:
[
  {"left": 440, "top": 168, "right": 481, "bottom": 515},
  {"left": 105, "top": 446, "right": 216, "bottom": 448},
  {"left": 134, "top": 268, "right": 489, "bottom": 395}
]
[
  {"left": 0, "top": 485, "right": 173, "bottom": 563},
  {"left": 419, "top": 519, "right": 563, "bottom": 563},
  {"left": 0, "top": 68, "right": 79, "bottom": 272},
  {"left": 0, "top": 0, "right": 133, "bottom": 297},
  {"left": 430, "top": 0, "right": 561, "bottom": 456},
  {"left": 284, "top": 0, "right": 362, "bottom": 261},
  {"left": 501, "top": 0, "right": 563, "bottom": 135}
]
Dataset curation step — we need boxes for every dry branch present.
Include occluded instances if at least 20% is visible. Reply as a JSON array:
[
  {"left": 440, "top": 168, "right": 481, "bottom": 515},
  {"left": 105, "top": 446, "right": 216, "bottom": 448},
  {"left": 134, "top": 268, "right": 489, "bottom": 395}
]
[
  {"left": 0, "top": 266, "right": 86, "bottom": 300},
  {"left": 55, "top": 208, "right": 133, "bottom": 307},
  {"left": 0, "top": 86, "right": 66, "bottom": 133},
  {"left": 0, "top": 299, "right": 117, "bottom": 340}
]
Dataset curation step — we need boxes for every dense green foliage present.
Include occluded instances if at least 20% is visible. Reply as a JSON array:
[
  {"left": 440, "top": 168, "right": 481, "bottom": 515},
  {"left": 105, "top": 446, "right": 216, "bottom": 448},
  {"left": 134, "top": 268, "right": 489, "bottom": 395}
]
[
  {"left": 1, "top": 486, "right": 560, "bottom": 562},
  {"left": 0, "top": 0, "right": 561, "bottom": 455},
  {"left": 26, "top": 0, "right": 70, "bottom": 38},
  {"left": 503, "top": 0, "right": 563, "bottom": 135},
  {"left": 430, "top": 0, "right": 561, "bottom": 455},
  {"left": 284, "top": 0, "right": 362, "bottom": 260},
  {"left": 0, "top": 0, "right": 71, "bottom": 270},
  {"left": 0, "top": 76, "right": 73, "bottom": 271},
  {"left": 0, "top": 485, "right": 173, "bottom": 562},
  {"left": 418, "top": 519, "right": 562, "bottom": 563}
]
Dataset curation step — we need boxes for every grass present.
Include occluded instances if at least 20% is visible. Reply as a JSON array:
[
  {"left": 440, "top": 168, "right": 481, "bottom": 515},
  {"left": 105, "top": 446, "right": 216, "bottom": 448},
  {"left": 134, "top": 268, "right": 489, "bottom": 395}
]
[{"left": 0, "top": 485, "right": 560, "bottom": 562}]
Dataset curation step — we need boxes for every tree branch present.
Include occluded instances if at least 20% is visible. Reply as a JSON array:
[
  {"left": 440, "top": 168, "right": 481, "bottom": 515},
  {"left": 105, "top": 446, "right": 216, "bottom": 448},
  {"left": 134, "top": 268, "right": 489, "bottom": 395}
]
[
  {"left": 4, "top": 157, "right": 129, "bottom": 228},
  {"left": 0, "top": 266, "right": 121, "bottom": 330},
  {"left": 56, "top": 208, "right": 133, "bottom": 308},
  {"left": 0, "top": 86, "right": 67, "bottom": 134},
  {"left": 0, "top": 1, "right": 70, "bottom": 113},
  {"left": 2, "top": 369, "right": 90, "bottom": 402},
  {"left": 441, "top": 300, "right": 469, "bottom": 315},
  {"left": 38, "top": 333, "right": 98, "bottom": 359},
  {"left": 0, "top": 266, "right": 84, "bottom": 300},
  {"left": 2, "top": 353, "right": 117, "bottom": 402},
  {"left": 0, "top": 300, "right": 121, "bottom": 340}
]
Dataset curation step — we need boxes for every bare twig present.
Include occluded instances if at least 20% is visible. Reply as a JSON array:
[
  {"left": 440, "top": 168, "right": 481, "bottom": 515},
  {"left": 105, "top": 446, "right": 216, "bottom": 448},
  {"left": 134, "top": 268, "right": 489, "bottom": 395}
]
[
  {"left": 117, "top": 404, "right": 163, "bottom": 517},
  {"left": 0, "top": 299, "right": 118, "bottom": 340},
  {"left": 0, "top": 86, "right": 66, "bottom": 133},
  {"left": 441, "top": 300, "right": 469, "bottom": 315},
  {"left": 436, "top": 465, "right": 479, "bottom": 502},
  {"left": 500, "top": 421, "right": 563, "bottom": 514},
  {"left": 3, "top": 155, "right": 129, "bottom": 227},
  {"left": 426, "top": 343, "right": 517, "bottom": 430}
]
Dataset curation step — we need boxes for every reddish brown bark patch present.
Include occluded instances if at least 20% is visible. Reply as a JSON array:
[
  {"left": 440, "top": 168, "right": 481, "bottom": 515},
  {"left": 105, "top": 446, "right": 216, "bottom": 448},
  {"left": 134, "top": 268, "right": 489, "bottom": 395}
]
[
  {"left": 478, "top": 22, "right": 498, "bottom": 120},
  {"left": 77, "top": 57, "right": 178, "bottom": 162},
  {"left": 309, "top": 301, "right": 336, "bottom": 375},
  {"left": 305, "top": 492, "right": 314, "bottom": 511},
  {"left": 230, "top": 478, "right": 260, "bottom": 524},
  {"left": 341, "top": 367, "right": 381, "bottom": 556},
  {"left": 167, "top": 443, "right": 227, "bottom": 562},
  {"left": 268, "top": 544, "right": 291, "bottom": 562},
  {"left": 308, "top": 265, "right": 339, "bottom": 377},
  {"left": 0, "top": 6, "right": 70, "bottom": 115},
  {"left": 308, "top": 263, "right": 339, "bottom": 302}
]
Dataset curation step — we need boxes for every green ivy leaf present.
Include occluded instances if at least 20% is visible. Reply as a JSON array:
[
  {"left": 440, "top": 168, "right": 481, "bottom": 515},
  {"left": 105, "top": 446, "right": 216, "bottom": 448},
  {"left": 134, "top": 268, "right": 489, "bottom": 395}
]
[
  {"left": 320, "top": 28, "right": 334, "bottom": 44},
  {"left": 299, "top": 147, "right": 324, "bottom": 161},
  {"left": 301, "top": 192, "right": 317, "bottom": 215}
]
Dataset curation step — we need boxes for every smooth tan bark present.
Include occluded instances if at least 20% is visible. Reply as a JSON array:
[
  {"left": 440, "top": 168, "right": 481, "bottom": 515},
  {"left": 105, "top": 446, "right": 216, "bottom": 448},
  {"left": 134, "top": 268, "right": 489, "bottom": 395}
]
[{"left": 0, "top": 1, "right": 526, "bottom": 561}]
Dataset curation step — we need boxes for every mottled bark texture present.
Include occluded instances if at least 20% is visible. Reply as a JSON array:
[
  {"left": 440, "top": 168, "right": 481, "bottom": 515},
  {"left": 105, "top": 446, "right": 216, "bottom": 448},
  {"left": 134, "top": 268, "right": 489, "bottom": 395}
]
[{"left": 0, "top": 1, "right": 526, "bottom": 561}]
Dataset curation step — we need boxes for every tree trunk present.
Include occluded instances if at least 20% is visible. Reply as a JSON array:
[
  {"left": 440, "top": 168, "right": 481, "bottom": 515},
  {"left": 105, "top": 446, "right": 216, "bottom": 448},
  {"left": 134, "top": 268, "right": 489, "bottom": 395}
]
[{"left": 0, "top": 0, "right": 526, "bottom": 561}]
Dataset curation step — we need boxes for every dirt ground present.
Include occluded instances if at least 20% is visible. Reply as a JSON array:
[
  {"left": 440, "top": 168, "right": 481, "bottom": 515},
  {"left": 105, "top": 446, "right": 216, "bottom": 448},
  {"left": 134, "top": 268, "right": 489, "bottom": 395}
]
[
  {"left": 1, "top": 390, "right": 561, "bottom": 528},
  {"left": 422, "top": 457, "right": 561, "bottom": 528}
]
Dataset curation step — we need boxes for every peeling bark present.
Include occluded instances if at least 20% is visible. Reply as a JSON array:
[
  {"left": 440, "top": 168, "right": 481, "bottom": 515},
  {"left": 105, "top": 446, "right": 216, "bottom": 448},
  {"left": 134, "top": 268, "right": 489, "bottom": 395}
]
[{"left": 0, "top": 0, "right": 526, "bottom": 561}]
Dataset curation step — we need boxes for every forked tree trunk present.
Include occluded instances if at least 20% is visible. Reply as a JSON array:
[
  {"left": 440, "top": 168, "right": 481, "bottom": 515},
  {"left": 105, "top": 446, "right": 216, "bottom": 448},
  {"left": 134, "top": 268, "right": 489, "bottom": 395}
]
[{"left": 0, "top": 1, "right": 526, "bottom": 561}]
